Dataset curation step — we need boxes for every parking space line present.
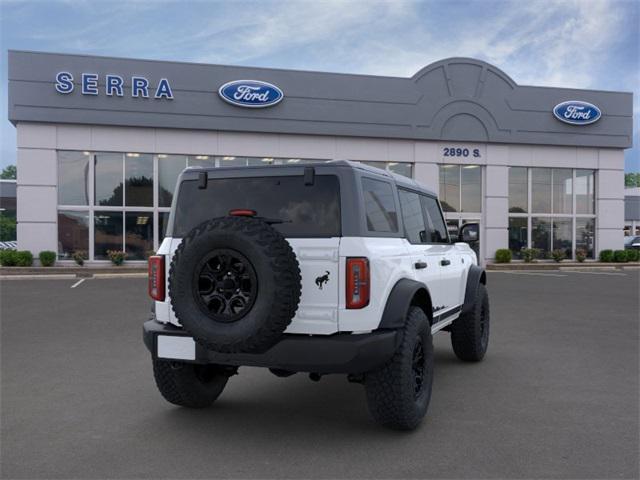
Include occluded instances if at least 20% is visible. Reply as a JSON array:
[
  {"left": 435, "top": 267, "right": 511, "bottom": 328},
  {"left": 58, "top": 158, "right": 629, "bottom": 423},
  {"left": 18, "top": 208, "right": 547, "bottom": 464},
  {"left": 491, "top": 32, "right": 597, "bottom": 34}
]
[
  {"left": 70, "top": 279, "right": 86, "bottom": 288},
  {"left": 490, "top": 271, "right": 567, "bottom": 277}
]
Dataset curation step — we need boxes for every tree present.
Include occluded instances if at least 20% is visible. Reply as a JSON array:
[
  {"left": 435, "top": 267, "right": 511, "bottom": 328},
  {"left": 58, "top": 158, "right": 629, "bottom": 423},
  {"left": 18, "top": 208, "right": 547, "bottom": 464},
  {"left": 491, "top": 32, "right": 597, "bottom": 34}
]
[
  {"left": 1, "top": 165, "right": 16, "bottom": 179},
  {"left": 625, "top": 172, "right": 640, "bottom": 188}
]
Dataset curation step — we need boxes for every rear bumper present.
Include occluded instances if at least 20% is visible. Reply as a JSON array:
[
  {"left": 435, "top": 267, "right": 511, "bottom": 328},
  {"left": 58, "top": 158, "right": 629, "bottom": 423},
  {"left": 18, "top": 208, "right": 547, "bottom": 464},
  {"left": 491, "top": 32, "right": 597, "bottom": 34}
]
[{"left": 143, "top": 318, "right": 400, "bottom": 374}]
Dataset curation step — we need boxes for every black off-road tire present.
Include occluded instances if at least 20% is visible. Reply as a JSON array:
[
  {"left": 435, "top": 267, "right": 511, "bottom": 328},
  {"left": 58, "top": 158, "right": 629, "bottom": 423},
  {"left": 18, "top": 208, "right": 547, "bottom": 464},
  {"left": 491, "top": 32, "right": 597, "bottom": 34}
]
[
  {"left": 450, "top": 283, "right": 490, "bottom": 362},
  {"left": 152, "top": 359, "right": 230, "bottom": 408},
  {"left": 364, "top": 307, "right": 434, "bottom": 430},
  {"left": 169, "top": 216, "right": 301, "bottom": 353}
]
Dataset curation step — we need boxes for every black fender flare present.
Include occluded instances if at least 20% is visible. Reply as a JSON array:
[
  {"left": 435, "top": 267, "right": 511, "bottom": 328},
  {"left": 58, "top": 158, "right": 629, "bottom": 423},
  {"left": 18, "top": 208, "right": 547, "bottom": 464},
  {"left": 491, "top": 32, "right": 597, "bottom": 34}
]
[
  {"left": 461, "top": 265, "right": 487, "bottom": 315},
  {"left": 378, "top": 278, "right": 433, "bottom": 330}
]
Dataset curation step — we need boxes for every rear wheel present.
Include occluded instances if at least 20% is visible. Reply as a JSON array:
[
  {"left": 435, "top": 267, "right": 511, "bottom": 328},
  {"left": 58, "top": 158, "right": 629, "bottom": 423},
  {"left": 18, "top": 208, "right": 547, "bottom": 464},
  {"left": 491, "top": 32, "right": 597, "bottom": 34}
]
[
  {"left": 364, "top": 306, "right": 434, "bottom": 430},
  {"left": 152, "top": 359, "right": 231, "bottom": 408},
  {"left": 450, "top": 283, "right": 490, "bottom": 362}
]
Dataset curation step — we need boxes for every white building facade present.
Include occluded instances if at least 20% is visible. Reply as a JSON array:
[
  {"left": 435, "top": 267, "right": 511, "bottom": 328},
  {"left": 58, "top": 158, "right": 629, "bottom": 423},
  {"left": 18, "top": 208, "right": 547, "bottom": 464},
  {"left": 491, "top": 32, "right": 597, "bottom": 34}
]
[{"left": 8, "top": 51, "right": 633, "bottom": 264}]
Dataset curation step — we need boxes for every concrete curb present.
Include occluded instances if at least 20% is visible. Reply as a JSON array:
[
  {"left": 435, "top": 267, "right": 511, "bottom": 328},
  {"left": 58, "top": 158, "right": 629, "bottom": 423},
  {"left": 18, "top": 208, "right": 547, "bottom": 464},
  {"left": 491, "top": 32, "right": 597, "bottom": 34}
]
[
  {"left": 0, "top": 266, "right": 146, "bottom": 277},
  {"left": 0, "top": 272, "right": 148, "bottom": 280},
  {"left": 486, "top": 262, "right": 639, "bottom": 271}
]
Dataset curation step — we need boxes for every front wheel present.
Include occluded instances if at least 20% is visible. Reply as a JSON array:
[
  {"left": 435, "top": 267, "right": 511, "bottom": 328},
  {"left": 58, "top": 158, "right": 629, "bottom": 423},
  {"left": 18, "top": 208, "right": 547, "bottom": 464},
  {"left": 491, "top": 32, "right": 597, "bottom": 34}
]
[
  {"left": 364, "top": 307, "right": 434, "bottom": 430},
  {"left": 152, "top": 359, "right": 231, "bottom": 408},
  {"left": 450, "top": 283, "right": 490, "bottom": 362}
]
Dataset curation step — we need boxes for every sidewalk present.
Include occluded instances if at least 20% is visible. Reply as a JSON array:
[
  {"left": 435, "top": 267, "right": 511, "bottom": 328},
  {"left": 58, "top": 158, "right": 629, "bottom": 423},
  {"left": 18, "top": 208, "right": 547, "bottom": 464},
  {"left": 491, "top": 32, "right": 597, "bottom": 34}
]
[
  {"left": 0, "top": 265, "right": 147, "bottom": 279},
  {"left": 487, "top": 261, "right": 640, "bottom": 271}
]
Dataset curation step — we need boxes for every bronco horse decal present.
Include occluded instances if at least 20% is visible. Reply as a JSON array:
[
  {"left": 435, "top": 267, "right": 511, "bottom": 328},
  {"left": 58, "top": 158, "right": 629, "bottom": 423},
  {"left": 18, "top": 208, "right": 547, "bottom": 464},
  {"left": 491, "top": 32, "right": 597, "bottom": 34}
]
[{"left": 315, "top": 271, "right": 330, "bottom": 290}]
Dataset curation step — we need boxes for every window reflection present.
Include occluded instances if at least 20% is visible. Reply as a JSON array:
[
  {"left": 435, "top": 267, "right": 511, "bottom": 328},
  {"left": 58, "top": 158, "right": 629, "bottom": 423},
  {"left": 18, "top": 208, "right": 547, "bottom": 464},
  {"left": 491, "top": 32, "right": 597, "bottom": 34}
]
[
  {"left": 461, "top": 165, "right": 481, "bottom": 212},
  {"left": 552, "top": 217, "right": 572, "bottom": 257},
  {"left": 575, "top": 170, "right": 595, "bottom": 214},
  {"left": 94, "top": 211, "right": 123, "bottom": 259},
  {"left": 508, "top": 167, "right": 527, "bottom": 213},
  {"left": 125, "top": 212, "right": 153, "bottom": 259},
  {"left": 95, "top": 153, "right": 123, "bottom": 206},
  {"left": 125, "top": 153, "right": 153, "bottom": 207},
  {"left": 552, "top": 169, "right": 572, "bottom": 214},
  {"left": 57, "top": 211, "right": 89, "bottom": 259},
  {"left": 531, "top": 217, "right": 551, "bottom": 258},
  {"left": 58, "top": 151, "right": 90, "bottom": 205},
  {"left": 158, "top": 155, "right": 187, "bottom": 207},
  {"left": 439, "top": 165, "right": 460, "bottom": 212},
  {"left": 576, "top": 218, "right": 595, "bottom": 258},
  {"left": 531, "top": 168, "right": 551, "bottom": 213},
  {"left": 508, "top": 217, "right": 527, "bottom": 258}
]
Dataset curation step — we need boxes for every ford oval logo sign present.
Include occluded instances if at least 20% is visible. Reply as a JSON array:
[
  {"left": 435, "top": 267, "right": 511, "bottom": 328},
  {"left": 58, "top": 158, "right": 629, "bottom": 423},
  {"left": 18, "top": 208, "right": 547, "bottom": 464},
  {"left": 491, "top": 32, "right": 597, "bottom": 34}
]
[
  {"left": 218, "top": 80, "right": 283, "bottom": 108},
  {"left": 553, "top": 100, "right": 601, "bottom": 125}
]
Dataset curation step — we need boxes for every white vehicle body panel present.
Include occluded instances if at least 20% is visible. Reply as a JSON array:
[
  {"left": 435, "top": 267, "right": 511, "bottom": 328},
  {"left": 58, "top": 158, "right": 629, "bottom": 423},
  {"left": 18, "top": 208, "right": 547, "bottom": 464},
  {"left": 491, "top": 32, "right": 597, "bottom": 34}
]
[
  {"left": 155, "top": 235, "right": 476, "bottom": 334},
  {"left": 156, "top": 236, "right": 341, "bottom": 335}
]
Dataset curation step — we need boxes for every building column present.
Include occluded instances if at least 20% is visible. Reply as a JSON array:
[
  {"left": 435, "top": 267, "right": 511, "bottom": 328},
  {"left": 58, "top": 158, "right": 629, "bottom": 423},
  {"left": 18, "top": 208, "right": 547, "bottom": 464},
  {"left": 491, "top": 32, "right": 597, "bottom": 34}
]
[
  {"left": 16, "top": 123, "right": 58, "bottom": 258},
  {"left": 483, "top": 164, "right": 509, "bottom": 263},
  {"left": 596, "top": 149, "right": 625, "bottom": 253}
]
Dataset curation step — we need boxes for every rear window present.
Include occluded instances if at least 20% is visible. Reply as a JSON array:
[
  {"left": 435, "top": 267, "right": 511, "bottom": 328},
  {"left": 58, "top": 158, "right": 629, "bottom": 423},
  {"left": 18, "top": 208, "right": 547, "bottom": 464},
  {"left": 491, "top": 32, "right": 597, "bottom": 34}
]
[
  {"left": 172, "top": 175, "right": 341, "bottom": 237},
  {"left": 361, "top": 177, "right": 398, "bottom": 233}
]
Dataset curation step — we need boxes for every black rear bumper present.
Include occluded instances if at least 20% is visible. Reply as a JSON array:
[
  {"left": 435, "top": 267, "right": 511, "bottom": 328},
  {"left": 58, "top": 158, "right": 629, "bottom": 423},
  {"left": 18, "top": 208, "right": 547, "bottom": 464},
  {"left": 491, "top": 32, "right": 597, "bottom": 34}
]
[{"left": 143, "top": 319, "right": 399, "bottom": 374}]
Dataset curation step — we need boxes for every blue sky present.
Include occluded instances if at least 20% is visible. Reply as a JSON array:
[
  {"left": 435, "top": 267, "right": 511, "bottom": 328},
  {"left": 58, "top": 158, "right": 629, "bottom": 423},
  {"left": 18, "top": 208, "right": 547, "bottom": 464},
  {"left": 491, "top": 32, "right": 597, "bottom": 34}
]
[{"left": 1, "top": 0, "right": 638, "bottom": 171}]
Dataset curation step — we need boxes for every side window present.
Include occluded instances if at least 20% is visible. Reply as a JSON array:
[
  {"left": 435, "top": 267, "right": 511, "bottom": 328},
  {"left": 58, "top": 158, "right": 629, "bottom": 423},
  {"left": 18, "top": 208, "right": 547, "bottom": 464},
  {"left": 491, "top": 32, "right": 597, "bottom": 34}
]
[
  {"left": 421, "top": 195, "right": 449, "bottom": 243},
  {"left": 361, "top": 178, "right": 398, "bottom": 233},
  {"left": 398, "top": 189, "right": 427, "bottom": 244}
]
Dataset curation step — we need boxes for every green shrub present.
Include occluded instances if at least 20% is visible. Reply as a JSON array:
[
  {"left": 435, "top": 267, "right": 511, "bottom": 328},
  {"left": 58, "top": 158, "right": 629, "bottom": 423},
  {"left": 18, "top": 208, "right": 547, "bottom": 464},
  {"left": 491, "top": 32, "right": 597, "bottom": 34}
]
[
  {"left": 551, "top": 249, "right": 566, "bottom": 263},
  {"left": 613, "top": 250, "right": 628, "bottom": 263},
  {"left": 599, "top": 249, "right": 614, "bottom": 262},
  {"left": 575, "top": 248, "right": 587, "bottom": 263},
  {"left": 626, "top": 249, "right": 639, "bottom": 262},
  {"left": 0, "top": 249, "right": 18, "bottom": 266},
  {"left": 39, "top": 250, "right": 56, "bottom": 267},
  {"left": 72, "top": 250, "right": 88, "bottom": 266},
  {"left": 494, "top": 249, "right": 512, "bottom": 263},
  {"left": 15, "top": 250, "right": 33, "bottom": 267},
  {"left": 107, "top": 250, "right": 127, "bottom": 266},
  {"left": 521, "top": 248, "right": 538, "bottom": 263}
]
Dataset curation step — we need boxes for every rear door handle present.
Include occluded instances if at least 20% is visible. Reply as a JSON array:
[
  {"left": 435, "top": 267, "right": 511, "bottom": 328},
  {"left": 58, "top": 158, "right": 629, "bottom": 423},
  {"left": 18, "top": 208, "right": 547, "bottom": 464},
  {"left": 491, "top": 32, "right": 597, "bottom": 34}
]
[
  {"left": 440, "top": 259, "right": 451, "bottom": 266},
  {"left": 414, "top": 261, "right": 427, "bottom": 270}
]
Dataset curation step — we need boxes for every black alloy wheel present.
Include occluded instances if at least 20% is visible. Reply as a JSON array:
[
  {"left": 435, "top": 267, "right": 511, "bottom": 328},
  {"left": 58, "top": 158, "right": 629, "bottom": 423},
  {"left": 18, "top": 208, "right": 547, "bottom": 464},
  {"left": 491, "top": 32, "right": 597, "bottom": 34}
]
[{"left": 193, "top": 249, "right": 257, "bottom": 323}]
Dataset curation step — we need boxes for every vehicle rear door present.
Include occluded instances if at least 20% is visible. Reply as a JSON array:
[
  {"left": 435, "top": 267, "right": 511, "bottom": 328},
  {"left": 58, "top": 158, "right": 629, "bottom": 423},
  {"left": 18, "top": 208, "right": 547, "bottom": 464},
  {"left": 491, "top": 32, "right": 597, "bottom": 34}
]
[
  {"left": 421, "top": 195, "right": 464, "bottom": 315},
  {"left": 397, "top": 189, "right": 445, "bottom": 314}
]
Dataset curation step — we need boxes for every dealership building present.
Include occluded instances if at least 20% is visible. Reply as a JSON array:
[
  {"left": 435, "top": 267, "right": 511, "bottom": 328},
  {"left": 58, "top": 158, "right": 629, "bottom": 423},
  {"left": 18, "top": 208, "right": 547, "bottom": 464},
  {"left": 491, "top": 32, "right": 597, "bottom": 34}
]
[{"left": 7, "top": 50, "right": 633, "bottom": 264}]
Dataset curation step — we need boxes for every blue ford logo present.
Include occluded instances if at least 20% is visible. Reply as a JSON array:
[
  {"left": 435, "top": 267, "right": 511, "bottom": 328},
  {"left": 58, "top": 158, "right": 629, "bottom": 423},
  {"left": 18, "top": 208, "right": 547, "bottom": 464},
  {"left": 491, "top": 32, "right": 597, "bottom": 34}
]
[
  {"left": 553, "top": 100, "right": 601, "bottom": 125},
  {"left": 218, "top": 80, "right": 283, "bottom": 108}
]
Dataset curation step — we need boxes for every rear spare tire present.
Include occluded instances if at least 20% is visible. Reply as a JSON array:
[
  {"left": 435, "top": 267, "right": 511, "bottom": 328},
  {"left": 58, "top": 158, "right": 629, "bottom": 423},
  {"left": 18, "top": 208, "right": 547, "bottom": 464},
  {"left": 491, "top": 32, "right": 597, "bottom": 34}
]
[{"left": 169, "top": 216, "right": 301, "bottom": 353}]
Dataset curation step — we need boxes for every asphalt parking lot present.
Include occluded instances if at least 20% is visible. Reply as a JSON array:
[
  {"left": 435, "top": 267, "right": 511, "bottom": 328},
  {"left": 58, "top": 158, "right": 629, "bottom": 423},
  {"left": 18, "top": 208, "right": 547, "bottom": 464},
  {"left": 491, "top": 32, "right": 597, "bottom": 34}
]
[{"left": 1, "top": 270, "right": 638, "bottom": 479}]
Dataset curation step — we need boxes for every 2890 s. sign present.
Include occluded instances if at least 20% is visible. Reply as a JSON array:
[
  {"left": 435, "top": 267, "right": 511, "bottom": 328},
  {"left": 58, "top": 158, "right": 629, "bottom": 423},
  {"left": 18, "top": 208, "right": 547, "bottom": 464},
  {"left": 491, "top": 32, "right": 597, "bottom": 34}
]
[
  {"left": 218, "top": 80, "right": 283, "bottom": 108},
  {"left": 553, "top": 100, "right": 601, "bottom": 125}
]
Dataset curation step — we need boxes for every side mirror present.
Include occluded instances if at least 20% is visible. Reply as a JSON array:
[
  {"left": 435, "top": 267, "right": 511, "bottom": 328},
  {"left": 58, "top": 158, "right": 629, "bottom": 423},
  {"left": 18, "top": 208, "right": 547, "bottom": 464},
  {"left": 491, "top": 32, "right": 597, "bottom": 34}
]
[{"left": 459, "top": 223, "right": 479, "bottom": 243}]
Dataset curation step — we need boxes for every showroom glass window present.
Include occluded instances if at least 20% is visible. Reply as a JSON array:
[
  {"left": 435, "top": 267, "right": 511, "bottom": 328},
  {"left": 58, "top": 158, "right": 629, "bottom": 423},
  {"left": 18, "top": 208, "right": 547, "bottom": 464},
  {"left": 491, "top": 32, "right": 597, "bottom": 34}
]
[
  {"left": 57, "top": 152, "right": 334, "bottom": 261},
  {"left": 438, "top": 165, "right": 482, "bottom": 213},
  {"left": 438, "top": 164, "right": 482, "bottom": 254},
  {"left": 58, "top": 151, "right": 90, "bottom": 206},
  {"left": 508, "top": 168, "right": 596, "bottom": 260}
]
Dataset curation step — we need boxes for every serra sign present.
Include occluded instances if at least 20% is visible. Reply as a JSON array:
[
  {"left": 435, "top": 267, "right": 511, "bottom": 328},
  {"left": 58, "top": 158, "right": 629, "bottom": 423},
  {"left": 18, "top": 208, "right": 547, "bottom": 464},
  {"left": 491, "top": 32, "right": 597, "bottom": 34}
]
[{"left": 55, "top": 72, "right": 174, "bottom": 99}]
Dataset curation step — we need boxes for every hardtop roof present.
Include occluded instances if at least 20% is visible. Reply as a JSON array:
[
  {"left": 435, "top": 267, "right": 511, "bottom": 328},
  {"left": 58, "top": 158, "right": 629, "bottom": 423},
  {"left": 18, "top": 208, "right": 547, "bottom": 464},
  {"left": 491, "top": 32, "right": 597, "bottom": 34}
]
[{"left": 184, "top": 160, "right": 437, "bottom": 197}]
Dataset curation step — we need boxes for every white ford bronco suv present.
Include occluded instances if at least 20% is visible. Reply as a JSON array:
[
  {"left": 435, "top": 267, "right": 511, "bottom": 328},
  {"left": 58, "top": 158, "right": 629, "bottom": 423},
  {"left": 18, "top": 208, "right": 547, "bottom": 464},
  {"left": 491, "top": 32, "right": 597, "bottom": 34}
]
[{"left": 144, "top": 160, "right": 489, "bottom": 430}]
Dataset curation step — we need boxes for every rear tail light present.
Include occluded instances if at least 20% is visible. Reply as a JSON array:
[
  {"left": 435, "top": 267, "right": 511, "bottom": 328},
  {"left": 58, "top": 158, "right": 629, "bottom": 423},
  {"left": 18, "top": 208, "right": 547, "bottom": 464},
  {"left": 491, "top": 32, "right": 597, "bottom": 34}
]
[
  {"left": 148, "top": 255, "right": 165, "bottom": 301},
  {"left": 346, "top": 257, "right": 369, "bottom": 309}
]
